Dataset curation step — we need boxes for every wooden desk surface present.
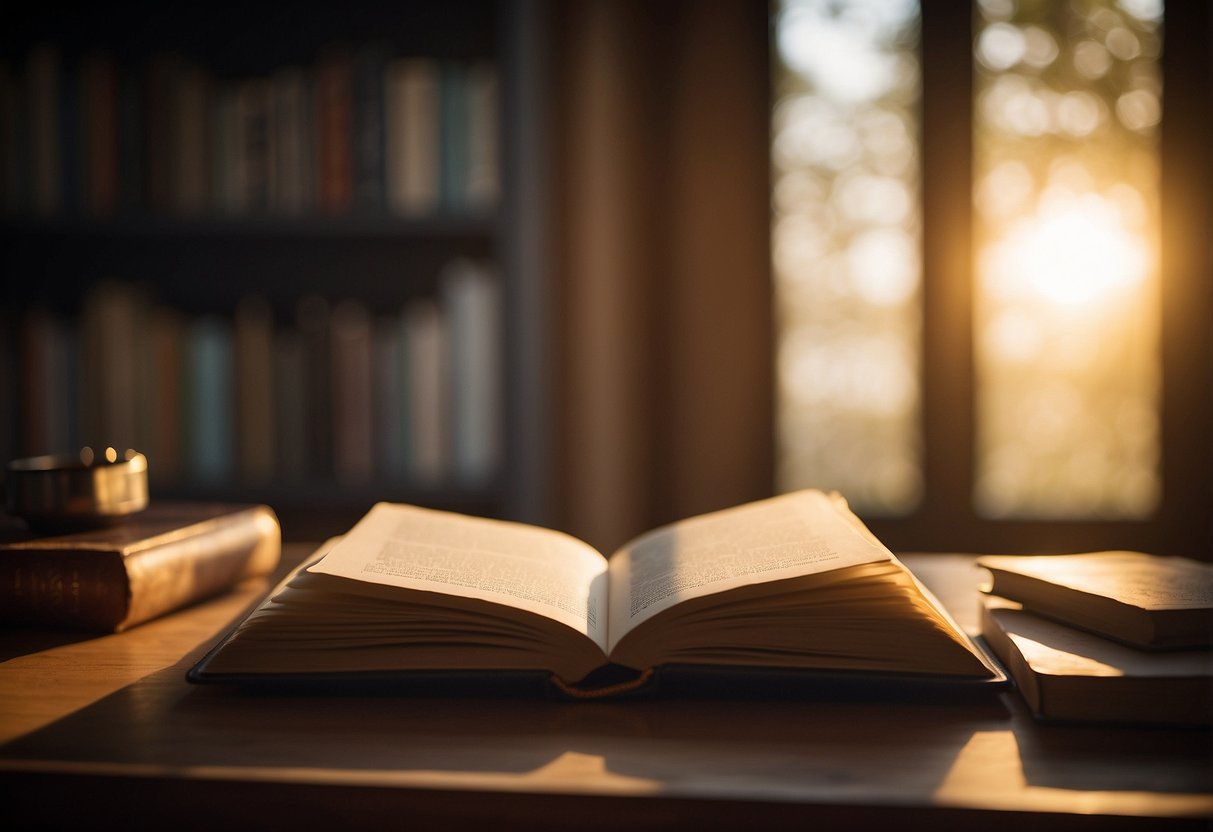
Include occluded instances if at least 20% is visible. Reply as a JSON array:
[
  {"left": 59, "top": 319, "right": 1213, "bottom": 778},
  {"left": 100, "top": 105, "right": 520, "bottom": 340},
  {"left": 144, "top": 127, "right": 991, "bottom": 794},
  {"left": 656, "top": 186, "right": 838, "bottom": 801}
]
[{"left": 1, "top": 548, "right": 1209, "bottom": 830}]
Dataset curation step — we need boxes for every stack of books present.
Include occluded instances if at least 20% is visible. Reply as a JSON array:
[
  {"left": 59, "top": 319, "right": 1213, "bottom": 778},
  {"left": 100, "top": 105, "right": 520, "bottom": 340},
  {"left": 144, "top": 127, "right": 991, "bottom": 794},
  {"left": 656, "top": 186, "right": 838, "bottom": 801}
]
[{"left": 978, "top": 551, "right": 1213, "bottom": 725}]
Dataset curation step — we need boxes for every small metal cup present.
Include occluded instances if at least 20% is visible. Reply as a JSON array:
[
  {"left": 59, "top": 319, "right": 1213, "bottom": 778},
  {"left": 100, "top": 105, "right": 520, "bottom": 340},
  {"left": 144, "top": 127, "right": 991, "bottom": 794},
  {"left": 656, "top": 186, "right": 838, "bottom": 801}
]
[{"left": 6, "top": 447, "right": 148, "bottom": 532}]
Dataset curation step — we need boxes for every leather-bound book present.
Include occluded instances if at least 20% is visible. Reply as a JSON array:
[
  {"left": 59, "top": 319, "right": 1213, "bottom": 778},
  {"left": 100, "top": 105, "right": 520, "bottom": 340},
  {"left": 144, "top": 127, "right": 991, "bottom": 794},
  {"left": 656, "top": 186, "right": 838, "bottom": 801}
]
[{"left": 0, "top": 502, "right": 280, "bottom": 632}]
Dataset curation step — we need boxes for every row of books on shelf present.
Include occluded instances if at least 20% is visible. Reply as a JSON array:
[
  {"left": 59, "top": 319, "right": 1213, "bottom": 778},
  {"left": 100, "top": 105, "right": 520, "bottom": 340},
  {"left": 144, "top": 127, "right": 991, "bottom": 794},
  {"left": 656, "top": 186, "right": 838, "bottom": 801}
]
[
  {"left": 0, "top": 43, "right": 499, "bottom": 220},
  {"left": 4, "top": 259, "right": 502, "bottom": 490}
]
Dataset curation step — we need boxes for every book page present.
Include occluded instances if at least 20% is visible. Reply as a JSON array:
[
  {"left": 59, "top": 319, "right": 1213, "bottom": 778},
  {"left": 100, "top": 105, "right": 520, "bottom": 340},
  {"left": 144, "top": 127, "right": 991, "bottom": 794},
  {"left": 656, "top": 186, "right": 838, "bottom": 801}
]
[
  {"left": 308, "top": 503, "right": 610, "bottom": 651},
  {"left": 606, "top": 490, "right": 891, "bottom": 652}
]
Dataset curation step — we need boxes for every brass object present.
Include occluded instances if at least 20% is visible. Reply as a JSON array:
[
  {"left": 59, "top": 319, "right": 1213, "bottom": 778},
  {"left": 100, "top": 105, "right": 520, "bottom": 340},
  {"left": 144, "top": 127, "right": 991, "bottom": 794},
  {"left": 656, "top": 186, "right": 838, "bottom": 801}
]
[{"left": 6, "top": 448, "right": 149, "bottom": 531}]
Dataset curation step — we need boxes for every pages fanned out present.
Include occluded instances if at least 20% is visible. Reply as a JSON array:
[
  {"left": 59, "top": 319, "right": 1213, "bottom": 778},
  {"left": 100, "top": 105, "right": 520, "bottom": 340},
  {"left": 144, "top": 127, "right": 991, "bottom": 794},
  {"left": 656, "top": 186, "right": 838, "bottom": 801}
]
[{"left": 190, "top": 490, "right": 1002, "bottom": 694}]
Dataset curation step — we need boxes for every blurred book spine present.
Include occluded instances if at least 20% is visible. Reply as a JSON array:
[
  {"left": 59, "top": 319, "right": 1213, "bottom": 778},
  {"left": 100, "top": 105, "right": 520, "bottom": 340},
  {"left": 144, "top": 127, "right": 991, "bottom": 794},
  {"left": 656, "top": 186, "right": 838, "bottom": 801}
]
[{"left": 0, "top": 45, "right": 496, "bottom": 220}]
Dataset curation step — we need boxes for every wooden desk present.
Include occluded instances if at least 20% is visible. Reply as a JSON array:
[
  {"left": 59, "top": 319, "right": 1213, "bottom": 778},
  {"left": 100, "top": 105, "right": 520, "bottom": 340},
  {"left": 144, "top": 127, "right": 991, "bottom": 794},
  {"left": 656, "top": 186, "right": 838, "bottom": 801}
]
[{"left": 1, "top": 549, "right": 1209, "bottom": 830}]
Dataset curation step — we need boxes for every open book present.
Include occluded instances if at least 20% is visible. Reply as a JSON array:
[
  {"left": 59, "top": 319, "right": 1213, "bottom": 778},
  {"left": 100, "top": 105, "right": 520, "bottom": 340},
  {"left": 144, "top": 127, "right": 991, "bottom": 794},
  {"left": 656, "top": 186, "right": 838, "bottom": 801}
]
[{"left": 189, "top": 490, "right": 1003, "bottom": 696}]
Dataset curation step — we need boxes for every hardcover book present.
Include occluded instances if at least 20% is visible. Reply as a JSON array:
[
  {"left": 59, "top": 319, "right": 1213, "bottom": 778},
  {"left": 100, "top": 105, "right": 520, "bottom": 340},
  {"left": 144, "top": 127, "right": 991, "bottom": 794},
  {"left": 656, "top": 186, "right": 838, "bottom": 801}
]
[
  {"left": 0, "top": 502, "right": 280, "bottom": 632},
  {"left": 978, "top": 551, "right": 1213, "bottom": 649},
  {"left": 981, "top": 596, "right": 1213, "bottom": 725},
  {"left": 189, "top": 490, "right": 1003, "bottom": 697}
]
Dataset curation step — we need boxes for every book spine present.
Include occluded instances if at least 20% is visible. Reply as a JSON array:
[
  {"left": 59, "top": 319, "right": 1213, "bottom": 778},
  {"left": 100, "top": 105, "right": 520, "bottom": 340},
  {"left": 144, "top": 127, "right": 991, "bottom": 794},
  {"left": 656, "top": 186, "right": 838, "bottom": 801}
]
[
  {"left": 27, "top": 44, "right": 61, "bottom": 216},
  {"left": 372, "top": 314, "right": 408, "bottom": 481},
  {"left": 404, "top": 298, "right": 450, "bottom": 484},
  {"left": 174, "top": 63, "right": 211, "bottom": 215},
  {"left": 463, "top": 61, "right": 499, "bottom": 212},
  {"left": 82, "top": 51, "right": 119, "bottom": 217},
  {"left": 117, "top": 62, "right": 143, "bottom": 213},
  {"left": 330, "top": 299, "right": 374, "bottom": 483},
  {"left": 272, "top": 329, "right": 308, "bottom": 479},
  {"left": 442, "top": 258, "right": 501, "bottom": 486},
  {"left": 234, "top": 295, "right": 276, "bottom": 483},
  {"left": 186, "top": 315, "right": 234, "bottom": 483},
  {"left": 237, "top": 78, "right": 271, "bottom": 214},
  {"left": 391, "top": 58, "right": 439, "bottom": 217},
  {"left": 147, "top": 306, "right": 184, "bottom": 485},
  {"left": 315, "top": 50, "right": 353, "bottom": 214},
  {"left": 438, "top": 61, "right": 467, "bottom": 212},
  {"left": 120, "top": 505, "right": 281, "bottom": 631},
  {"left": 0, "top": 548, "right": 130, "bottom": 631},
  {"left": 352, "top": 44, "right": 387, "bottom": 214},
  {"left": 270, "top": 67, "right": 311, "bottom": 215}
]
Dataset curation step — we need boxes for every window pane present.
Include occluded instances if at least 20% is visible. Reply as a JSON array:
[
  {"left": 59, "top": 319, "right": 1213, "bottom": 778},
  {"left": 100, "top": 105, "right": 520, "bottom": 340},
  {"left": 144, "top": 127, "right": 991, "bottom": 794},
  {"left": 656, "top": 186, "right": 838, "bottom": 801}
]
[
  {"left": 973, "top": 0, "right": 1162, "bottom": 518},
  {"left": 772, "top": 0, "right": 923, "bottom": 514}
]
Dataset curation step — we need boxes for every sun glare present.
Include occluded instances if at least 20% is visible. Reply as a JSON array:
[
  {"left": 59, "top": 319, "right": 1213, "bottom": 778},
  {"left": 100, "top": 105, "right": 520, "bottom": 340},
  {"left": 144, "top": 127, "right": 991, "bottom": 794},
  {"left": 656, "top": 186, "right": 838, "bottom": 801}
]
[{"left": 988, "top": 197, "right": 1148, "bottom": 307}]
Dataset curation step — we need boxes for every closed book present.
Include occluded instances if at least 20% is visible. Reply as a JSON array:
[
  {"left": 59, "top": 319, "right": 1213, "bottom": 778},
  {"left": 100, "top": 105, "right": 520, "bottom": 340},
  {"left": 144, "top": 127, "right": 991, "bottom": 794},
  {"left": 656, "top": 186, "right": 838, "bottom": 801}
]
[
  {"left": 0, "top": 502, "right": 280, "bottom": 632},
  {"left": 978, "top": 552, "right": 1213, "bottom": 649},
  {"left": 981, "top": 597, "right": 1213, "bottom": 726}
]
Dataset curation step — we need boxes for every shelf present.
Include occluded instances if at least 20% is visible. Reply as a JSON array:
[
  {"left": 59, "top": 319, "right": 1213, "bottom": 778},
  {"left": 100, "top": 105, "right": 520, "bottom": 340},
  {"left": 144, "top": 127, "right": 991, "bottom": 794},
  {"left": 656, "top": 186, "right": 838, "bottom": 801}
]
[{"left": 0, "top": 213, "right": 498, "bottom": 241}]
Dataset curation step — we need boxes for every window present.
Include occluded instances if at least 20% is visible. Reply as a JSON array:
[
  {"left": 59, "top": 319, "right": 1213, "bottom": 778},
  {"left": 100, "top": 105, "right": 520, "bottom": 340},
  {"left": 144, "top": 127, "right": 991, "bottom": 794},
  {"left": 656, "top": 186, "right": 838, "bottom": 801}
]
[{"left": 773, "top": 0, "right": 1211, "bottom": 555}]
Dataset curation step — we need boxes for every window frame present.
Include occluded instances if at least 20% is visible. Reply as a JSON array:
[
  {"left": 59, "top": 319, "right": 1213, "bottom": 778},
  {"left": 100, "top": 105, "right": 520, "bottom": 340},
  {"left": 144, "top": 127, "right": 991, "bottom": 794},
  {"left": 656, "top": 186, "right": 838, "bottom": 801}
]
[{"left": 861, "top": 0, "right": 1212, "bottom": 557}]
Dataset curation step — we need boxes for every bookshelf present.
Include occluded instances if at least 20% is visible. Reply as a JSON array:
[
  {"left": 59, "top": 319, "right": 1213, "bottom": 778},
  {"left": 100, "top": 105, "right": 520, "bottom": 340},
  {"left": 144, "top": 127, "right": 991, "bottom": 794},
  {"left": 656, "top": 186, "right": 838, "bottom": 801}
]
[{"left": 0, "top": 0, "right": 551, "bottom": 539}]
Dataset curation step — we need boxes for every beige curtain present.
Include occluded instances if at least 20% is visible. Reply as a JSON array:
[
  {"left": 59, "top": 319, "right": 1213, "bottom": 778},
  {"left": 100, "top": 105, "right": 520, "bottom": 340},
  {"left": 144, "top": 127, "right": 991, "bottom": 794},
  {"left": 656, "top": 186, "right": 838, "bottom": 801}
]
[{"left": 551, "top": 0, "right": 773, "bottom": 552}]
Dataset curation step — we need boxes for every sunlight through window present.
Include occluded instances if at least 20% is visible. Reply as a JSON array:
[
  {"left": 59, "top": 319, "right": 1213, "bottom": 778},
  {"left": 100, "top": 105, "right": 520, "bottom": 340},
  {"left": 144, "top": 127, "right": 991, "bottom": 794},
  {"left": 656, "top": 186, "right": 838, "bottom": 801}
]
[{"left": 974, "top": 0, "right": 1162, "bottom": 519}]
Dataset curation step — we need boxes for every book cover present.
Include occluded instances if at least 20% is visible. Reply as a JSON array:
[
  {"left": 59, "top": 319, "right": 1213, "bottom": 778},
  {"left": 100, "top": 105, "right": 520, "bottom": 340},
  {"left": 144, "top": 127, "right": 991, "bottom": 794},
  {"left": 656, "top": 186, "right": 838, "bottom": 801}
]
[{"left": 0, "top": 502, "right": 280, "bottom": 632}]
